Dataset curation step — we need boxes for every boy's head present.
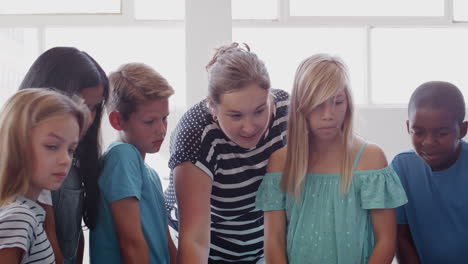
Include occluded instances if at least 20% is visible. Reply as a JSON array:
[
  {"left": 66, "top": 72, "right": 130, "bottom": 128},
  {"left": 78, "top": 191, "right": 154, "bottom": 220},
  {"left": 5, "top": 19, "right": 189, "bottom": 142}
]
[
  {"left": 407, "top": 81, "right": 467, "bottom": 171},
  {"left": 107, "top": 63, "right": 174, "bottom": 157}
]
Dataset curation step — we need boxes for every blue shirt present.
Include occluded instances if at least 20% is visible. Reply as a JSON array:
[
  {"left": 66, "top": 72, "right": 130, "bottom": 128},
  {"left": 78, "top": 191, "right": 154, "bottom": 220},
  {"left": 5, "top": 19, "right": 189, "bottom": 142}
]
[
  {"left": 90, "top": 141, "right": 169, "bottom": 264},
  {"left": 392, "top": 140, "right": 468, "bottom": 264}
]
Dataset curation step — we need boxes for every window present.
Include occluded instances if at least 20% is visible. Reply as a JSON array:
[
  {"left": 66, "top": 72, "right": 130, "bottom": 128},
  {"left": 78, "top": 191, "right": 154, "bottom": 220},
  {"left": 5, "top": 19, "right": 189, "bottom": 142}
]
[{"left": 0, "top": 0, "right": 120, "bottom": 14}]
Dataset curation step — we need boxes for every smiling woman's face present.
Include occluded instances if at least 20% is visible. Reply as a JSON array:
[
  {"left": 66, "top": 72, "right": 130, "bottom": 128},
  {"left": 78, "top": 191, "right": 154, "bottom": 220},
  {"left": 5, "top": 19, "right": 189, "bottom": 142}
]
[{"left": 212, "top": 83, "right": 271, "bottom": 149}]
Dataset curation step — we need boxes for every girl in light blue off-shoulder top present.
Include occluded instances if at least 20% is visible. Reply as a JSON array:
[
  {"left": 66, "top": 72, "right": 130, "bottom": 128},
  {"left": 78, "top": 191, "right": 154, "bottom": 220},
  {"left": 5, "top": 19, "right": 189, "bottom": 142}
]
[{"left": 256, "top": 54, "right": 407, "bottom": 264}]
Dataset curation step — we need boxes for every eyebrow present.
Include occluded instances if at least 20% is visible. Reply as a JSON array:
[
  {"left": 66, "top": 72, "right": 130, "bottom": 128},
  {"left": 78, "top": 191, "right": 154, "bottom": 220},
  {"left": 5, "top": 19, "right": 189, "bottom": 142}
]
[
  {"left": 226, "top": 103, "right": 267, "bottom": 114},
  {"left": 47, "top": 132, "right": 79, "bottom": 145}
]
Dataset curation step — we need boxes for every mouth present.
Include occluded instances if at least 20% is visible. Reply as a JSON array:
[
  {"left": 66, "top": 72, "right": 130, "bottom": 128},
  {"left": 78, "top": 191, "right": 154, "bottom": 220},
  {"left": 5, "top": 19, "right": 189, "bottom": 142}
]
[
  {"left": 240, "top": 133, "right": 258, "bottom": 140},
  {"left": 318, "top": 126, "right": 336, "bottom": 130},
  {"left": 420, "top": 152, "right": 441, "bottom": 161},
  {"left": 53, "top": 172, "right": 67, "bottom": 180}
]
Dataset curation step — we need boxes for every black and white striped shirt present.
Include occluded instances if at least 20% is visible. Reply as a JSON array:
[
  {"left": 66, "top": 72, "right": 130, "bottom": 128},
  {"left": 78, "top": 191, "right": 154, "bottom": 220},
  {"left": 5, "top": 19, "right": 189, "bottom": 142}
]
[
  {"left": 165, "top": 89, "right": 289, "bottom": 264},
  {"left": 0, "top": 196, "right": 55, "bottom": 264}
]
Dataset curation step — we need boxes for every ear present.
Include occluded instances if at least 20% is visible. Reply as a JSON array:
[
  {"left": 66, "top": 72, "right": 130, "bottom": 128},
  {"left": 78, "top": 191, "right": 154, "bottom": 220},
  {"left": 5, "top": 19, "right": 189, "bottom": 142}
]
[
  {"left": 406, "top": 120, "right": 410, "bottom": 135},
  {"left": 459, "top": 121, "right": 468, "bottom": 138},
  {"left": 109, "top": 111, "right": 124, "bottom": 131}
]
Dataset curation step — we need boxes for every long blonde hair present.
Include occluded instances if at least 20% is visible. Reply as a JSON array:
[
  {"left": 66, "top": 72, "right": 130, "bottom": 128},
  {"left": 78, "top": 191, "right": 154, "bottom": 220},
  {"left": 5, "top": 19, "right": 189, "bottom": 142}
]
[
  {"left": 281, "top": 54, "right": 355, "bottom": 198},
  {"left": 0, "top": 89, "right": 89, "bottom": 206}
]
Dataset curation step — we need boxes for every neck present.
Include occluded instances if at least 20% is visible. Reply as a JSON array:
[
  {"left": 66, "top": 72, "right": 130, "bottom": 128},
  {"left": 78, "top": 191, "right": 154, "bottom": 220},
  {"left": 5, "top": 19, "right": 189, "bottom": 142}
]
[
  {"left": 310, "top": 135, "right": 344, "bottom": 154},
  {"left": 24, "top": 186, "right": 41, "bottom": 202}
]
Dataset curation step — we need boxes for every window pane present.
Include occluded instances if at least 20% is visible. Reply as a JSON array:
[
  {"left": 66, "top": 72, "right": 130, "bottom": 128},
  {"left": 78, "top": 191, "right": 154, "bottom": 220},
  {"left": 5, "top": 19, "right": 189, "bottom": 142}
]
[
  {"left": 0, "top": 29, "right": 38, "bottom": 107},
  {"left": 290, "top": 0, "right": 443, "bottom": 16},
  {"left": 0, "top": 0, "right": 120, "bottom": 14},
  {"left": 232, "top": 0, "right": 278, "bottom": 20},
  {"left": 233, "top": 28, "right": 366, "bottom": 104},
  {"left": 135, "top": 0, "right": 184, "bottom": 20},
  {"left": 454, "top": 0, "right": 468, "bottom": 21},
  {"left": 371, "top": 28, "right": 468, "bottom": 104}
]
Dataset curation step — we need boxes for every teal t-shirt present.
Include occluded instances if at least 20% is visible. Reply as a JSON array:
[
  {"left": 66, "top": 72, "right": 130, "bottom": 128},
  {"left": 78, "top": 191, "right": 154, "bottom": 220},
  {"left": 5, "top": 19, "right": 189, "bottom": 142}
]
[{"left": 90, "top": 141, "right": 169, "bottom": 264}]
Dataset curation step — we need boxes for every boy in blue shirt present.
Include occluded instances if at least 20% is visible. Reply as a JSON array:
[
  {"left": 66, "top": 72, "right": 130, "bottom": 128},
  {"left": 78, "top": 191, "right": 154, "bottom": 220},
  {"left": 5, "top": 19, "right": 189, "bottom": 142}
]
[
  {"left": 392, "top": 81, "right": 468, "bottom": 264},
  {"left": 90, "top": 63, "right": 176, "bottom": 264}
]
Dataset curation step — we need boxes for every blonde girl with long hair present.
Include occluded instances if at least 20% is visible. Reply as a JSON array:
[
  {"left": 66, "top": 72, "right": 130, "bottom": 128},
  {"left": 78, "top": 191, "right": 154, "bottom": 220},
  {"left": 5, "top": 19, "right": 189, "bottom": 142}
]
[
  {"left": 256, "top": 54, "right": 407, "bottom": 264},
  {"left": 0, "top": 89, "right": 89, "bottom": 264}
]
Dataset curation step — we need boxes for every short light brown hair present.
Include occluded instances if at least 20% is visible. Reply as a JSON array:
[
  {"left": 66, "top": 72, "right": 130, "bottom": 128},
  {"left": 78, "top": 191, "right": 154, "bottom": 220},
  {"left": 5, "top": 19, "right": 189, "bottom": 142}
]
[
  {"left": 107, "top": 63, "right": 174, "bottom": 119},
  {"left": 0, "top": 88, "right": 90, "bottom": 206}
]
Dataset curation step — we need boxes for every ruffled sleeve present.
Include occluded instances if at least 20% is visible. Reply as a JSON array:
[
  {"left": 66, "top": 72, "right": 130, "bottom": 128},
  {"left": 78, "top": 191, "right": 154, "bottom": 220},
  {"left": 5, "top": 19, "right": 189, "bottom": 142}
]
[
  {"left": 256, "top": 172, "right": 286, "bottom": 211},
  {"left": 358, "top": 166, "right": 408, "bottom": 209}
]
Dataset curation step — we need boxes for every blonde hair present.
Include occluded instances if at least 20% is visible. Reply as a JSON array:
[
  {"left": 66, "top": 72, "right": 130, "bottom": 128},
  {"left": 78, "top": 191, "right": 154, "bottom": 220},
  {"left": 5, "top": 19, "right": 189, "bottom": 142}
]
[
  {"left": 107, "top": 63, "right": 174, "bottom": 119},
  {"left": 0, "top": 88, "right": 90, "bottom": 206},
  {"left": 281, "top": 54, "right": 355, "bottom": 197},
  {"left": 206, "top": 42, "right": 270, "bottom": 104}
]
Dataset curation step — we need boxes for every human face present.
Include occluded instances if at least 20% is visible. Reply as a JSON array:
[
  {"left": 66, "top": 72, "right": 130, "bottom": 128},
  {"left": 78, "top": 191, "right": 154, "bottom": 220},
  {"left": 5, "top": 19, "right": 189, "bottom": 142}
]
[
  {"left": 80, "top": 85, "right": 104, "bottom": 123},
  {"left": 213, "top": 83, "right": 271, "bottom": 149},
  {"left": 407, "top": 106, "right": 466, "bottom": 171},
  {"left": 307, "top": 89, "right": 348, "bottom": 142},
  {"left": 120, "top": 98, "right": 169, "bottom": 159},
  {"left": 29, "top": 114, "right": 79, "bottom": 200}
]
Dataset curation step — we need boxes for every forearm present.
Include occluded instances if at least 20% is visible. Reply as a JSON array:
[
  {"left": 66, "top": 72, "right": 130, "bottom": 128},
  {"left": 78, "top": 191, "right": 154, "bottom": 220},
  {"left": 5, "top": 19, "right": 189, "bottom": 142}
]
[
  {"left": 177, "top": 239, "right": 209, "bottom": 264},
  {"left": 167, "top": 227, "right": 177, "bottom": 264},
  {"left": 368, "top": 240, "right": 395, "bottom": 264},
  {"left": 264, "top": 242, "right": 288, "bottom": 264},
  {"left": 119, "top": 239, "right": 150, "bottom": 264},
  {"left": 396, "top": 240, "right": 420, "bottom": 264}
]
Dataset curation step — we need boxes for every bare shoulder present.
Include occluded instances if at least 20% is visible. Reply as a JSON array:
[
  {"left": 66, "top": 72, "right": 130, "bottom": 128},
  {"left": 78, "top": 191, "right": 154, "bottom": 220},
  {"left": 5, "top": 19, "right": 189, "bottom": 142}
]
[
  {"left": 356, "top": 141, "right": 388, "bottom": 171},
  {"left": 267, "top": 147, "right": 287, "bottom": 173}
]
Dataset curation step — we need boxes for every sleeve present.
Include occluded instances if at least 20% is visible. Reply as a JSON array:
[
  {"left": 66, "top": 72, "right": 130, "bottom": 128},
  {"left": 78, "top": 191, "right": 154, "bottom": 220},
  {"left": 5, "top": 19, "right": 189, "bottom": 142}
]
[
  {"left": 99, "top": 144, "right": 143, "bottom": 203},
  {"left": 359, "top": 166, "right": 408, "bottom": 209},
  {"left": 0, "top": 208, "right": 35, "bottom": 252},
  {"left": 256, "top": 172, "right": 286, "bottom": 211},
  {"left": 391, "top": 156, "right": 409, "bottom": 224},
  {"left": 168, "top": 104, "right": 217, "bottom": 180},
  {"left": 37, "top": 190, "right": 52, "bottom": 205}
]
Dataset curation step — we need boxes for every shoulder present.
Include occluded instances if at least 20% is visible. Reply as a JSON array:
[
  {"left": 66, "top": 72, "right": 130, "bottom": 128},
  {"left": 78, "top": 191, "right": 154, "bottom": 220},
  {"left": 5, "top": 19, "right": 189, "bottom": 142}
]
[
  {"left": 356, "top": 140, "right": 388, "bottom": 171},
  {"left": 0, "top": 201, "right": 38, "bottom": 226},
  {"left": 271, "top": 89, "right": 289, "bottom": 102},
  {"left": 171, "top": 99, "right": 216, "bottom": 146},
  {"left": 267, "top": 147, "right": 287, "bottom": 173},
  {"left": 104, "top": 141, "right": 140, "bottom": 160}
]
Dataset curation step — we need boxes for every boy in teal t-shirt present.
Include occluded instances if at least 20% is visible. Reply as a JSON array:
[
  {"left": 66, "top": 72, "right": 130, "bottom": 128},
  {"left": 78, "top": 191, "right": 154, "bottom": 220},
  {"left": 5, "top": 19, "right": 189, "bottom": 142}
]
[{"left": 90, "top": 63, "right": 176, "bottom": 264}]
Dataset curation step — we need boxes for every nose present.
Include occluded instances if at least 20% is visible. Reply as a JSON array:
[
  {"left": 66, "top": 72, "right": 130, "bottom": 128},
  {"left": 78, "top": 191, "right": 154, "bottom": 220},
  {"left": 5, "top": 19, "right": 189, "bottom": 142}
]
[
  {"left": 321, "top": 102, "right": 335, "bottom": 121},
  {"left": 241, "top": 117, "right": 256, "bottom": 136},
  {"left": 155, "top": 119, "right": 167, "bottom": 136},
  {"left": 422, "top": 133, "right": 437, "bottom": 147},
  {"left": 59, "top": 149, "right": 73, "bottom": 168}
]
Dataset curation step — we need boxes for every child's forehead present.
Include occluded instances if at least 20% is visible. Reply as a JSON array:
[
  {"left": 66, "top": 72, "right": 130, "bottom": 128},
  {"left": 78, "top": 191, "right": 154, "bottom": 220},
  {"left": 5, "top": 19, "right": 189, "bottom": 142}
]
[{"left": 409, "top": 105, "right": 459, "bottom": 127}]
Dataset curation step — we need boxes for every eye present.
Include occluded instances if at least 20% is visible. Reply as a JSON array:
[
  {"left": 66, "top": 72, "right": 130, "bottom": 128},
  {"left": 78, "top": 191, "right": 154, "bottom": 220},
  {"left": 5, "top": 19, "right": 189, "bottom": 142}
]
[
  {"left": 229, "top": 114, "right": 242, "bottom": 120},
  {"left": 143, "top": 120, "right": 154, "bottom": 125},
  {"left": 335, "top": 100, "right": 345, "bottom": 105},
  {"left": 45, "top": 145, "right": 58, "bottom": 151},
  {"left": 255, "top": 108, "right": 265, "bottom": 115},
  {"left": 68, "top": 148, "right": 76, "bottom": 156},
  {"left": 162, "top": 116, "right": 168, "bottom": 122}
]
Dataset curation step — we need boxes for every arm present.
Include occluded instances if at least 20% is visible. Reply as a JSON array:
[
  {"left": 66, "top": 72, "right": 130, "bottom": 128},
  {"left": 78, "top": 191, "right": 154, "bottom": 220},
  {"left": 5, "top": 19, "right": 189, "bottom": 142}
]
[
  {"left": 396, "top": 224, "right": 420, "bottom": 264},
  {"left": 167, "top": 226, "right": 177, "bottom": 264},
  {"left": 75, "top": 232, "right": 84, "bottom": 264},
  {"left": 110, "top": 197, "right": 149, "bottom": 264},
  {"left": 368, "top": 209, "right": 397, "bottom": 264},
  {"left": 264, "top": 210, "right": 288, "bottom": 264},
  {"left": 174, "top": 162, "right": 212, "bottom": 264},
  {"left": 40, "top": 203, "right": 64, "bottom": 264},
  {"left": 263, "top": 147, "right": 288, "bottom": 264},
  {"left": 0, "top": 248, "right": 23, "bottom": 264}
]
